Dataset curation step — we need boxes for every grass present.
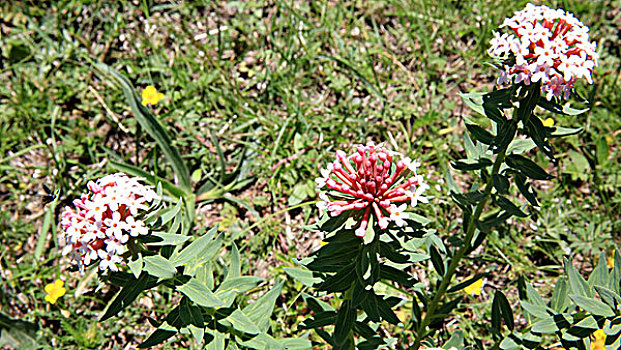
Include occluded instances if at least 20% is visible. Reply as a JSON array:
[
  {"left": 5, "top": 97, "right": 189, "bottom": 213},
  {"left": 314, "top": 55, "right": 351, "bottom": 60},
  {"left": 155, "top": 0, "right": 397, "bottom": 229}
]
[{"left": 0, "top": 0, "right": 619, "bottom": 348}]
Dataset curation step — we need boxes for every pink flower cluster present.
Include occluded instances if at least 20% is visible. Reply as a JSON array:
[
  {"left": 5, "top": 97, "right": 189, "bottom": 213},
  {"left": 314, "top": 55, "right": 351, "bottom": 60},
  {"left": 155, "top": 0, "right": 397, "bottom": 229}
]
[
  {"left": 489, "top": 3, "right": 598, "bottom": 100},
  {"left": 316, "top": 144, "right": 429, "bottom": 237},
  {"left": 60, "top": 173, "right": 158, "bottom": 272}
]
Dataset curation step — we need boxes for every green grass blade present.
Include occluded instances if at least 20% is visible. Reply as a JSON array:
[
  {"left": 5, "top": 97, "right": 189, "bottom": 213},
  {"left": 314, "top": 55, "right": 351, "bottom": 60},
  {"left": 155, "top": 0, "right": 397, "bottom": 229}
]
[{"left": 92, "top": 61, "right": 192, "bottom": 194}]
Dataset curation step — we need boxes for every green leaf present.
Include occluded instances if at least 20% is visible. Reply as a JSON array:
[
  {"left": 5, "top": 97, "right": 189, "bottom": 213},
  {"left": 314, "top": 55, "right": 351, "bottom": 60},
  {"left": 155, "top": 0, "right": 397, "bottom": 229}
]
[
  {"left": 300, "top": 311, "right": 337, "bottom": 329},
  {"left": 496, "top": 291, "right": 514, "bottom": 331},
  {"left": 508, "top": 139, "right": 537, "bottom": 157},
  {"left": 188, "top": 325, "right": 204, "bottom": 345},
  {"left": 143, "top": 255, "right": 177, "bottom": 279},
  {"left": 93, "top": 62, "right": 191, "bottom": 193},
  {"left": 205, "top": 329, "right": 226, "bottom": 350},
  {"left": 459, "top": 91, "right": 486, "bottom": 116},
  {"left": 177, "top": 278, "right": 223, "bottom": 308},
  {"left": 128, "top": 255, "right": 143, "bottom": 279},
  {"left": 35, "top": 193, "right": 59, "bottom": 262},
  {"left": 242, "top": 280, "right": 284, "bottom": 332},
  {"left": 569, "top": 295, "right": 616, "bottom": 317},
  {"left": 516, "top": 84, "right": 540, "bottom": 124},
  {"left": 595, "top": 286, "right": 621, "bottom": 310},
  {"left": 138, "top": 328, "right": 176, "bottom": 348},
  {"left": 171, "top": 231, "right": 222, "bottom": 267},
  {"left": 492, "top": 291, "right": 502, "bottom": 333},
  {"left": 527, "top": 114, "right": 558, "bottom": 160},
  {"left": 159, "top": 199, "right": 183, "bottom": 226},
  {"left": 180, "top": 297, "right": 204, "bottom": 328},
  {"left": 100, "top": 273, "right": 155, "bottom": 321},
  {"left": 500, "top": 333, "right": 522, "bottom": 350},
  {"left": 150, "top": 232, "right": 192, "bottom": 246},
  {"left": 377, "top": 296, "right": 401, "bottom": 325},
  {"left": 520, "top": 301, "right": 551, "bottom": 319},
  {"left": 506, "top": 154, "right": 553, "bottom": 180},
  {"left": 549, "top": 126, "right": 583, "bottom": 138},
  {"left": 318, "top": 264, "right": 356, "bottom": 293},
  {"left": 565, "top": 258, "right": 592, "bottom": 297},
  {"left": 452, "top": 158, "right": 493, "bottom": 171},
  {"left": 237, "top": 332, "right": 282, "bottom": 350},
  {"left": 224, "top": 244, "right": 241, "bottom": 283},
  {"left": 513, "top": 173, "right": 539, "bottom": 206},
  {"left": 95, "top": 64, "right": 191, "bottom": 191},
  {"left": 429, "top": 245, "right": 445, "bottom": 277},
  {"left": 216, "top": 276, "right": 263, "bottom": 295},
  {"left": 443, "top": 330, "right": 465, "bottom": 350},
  {"left": 550, "top": 277, "right": 569, "bottom": 312},
  {"left": 493, "top": 174, "right": 510, "bottom": 195},
  {"left": 334, "top": 300, "right": 356, "bottom": 346},
  {"left": 494, "top": 120, "right": 518, "bottom": 151},
  {"left": 278, "top": 337, "right": 313, "bottom": 350},
  {"left": 466, "top": 123, "right": 495, "bottom": 145},
  {"left": 360, "top": 292, "right": 380, "bottom": 322},
  {"left": 283, "top": 267, "right": 321, "bottom": 287},
  {"left": 532, "top": 317, "right": 559, "bottom": 334},
  {"left": 0, "top": 312, "right": 38, "bottom": 349},
  {"left": 226, "top": 309, "right": 260, "bottom": 335},
  {"left": 495, "top": 195, "right": 528, "bottom": 217}
]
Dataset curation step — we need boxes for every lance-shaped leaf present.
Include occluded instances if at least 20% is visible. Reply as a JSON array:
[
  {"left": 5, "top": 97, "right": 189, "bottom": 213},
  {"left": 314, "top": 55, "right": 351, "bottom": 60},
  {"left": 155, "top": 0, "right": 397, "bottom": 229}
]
[
  {"left": 506, "top": 154, "right": 553, "bottom": 180},
  {"left": 494, "top": 195, "right": 528, "bottom": 218},
  {"left": 226, "top": 309, "right": 261, "bottom": 335},
  {"left": 93, "top": 62, "right": 191, "bottom": 193},
  {"left": 101, "top": 272, "right": 157, "bottom": 321},
  {"left": 283, "top": 267, "right": 321, "bottom": 287},
  {"left": 569, "top": 295, "right": 616, "bottom": 317},
  {"left": 452, "top": 158, "right": 493, "bottom": 171},
  {"left": 143, "top": 255, "right": 177, "bottom": 279},
  {"left": 242, "top": 280, "right": 284, "bottom": 332},
  {"left": 334, "top": 300, "right": 356, "bottom": 346},
  {"left": 177, "top": 277, "right": 223, "bottom": 308},
  {"left": 466, "top": 123, "right": 495, "bottom": 145}
]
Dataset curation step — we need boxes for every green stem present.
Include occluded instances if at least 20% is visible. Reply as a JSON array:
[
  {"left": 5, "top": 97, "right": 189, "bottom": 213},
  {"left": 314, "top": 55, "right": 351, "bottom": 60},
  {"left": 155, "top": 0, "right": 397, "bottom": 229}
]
[{"left": 411, "top": 144, "right": 510, "bottom": 349}]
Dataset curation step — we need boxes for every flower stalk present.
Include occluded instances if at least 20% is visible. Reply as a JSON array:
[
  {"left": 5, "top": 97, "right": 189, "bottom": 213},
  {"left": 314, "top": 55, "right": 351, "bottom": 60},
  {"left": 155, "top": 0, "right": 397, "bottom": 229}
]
[{"left": 412, "top": 127, "right": 514, "bottom": 349}]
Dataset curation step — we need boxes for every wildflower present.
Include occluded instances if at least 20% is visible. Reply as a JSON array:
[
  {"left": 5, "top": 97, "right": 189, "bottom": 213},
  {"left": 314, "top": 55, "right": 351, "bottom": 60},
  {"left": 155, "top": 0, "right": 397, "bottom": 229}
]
[
  {"left": 44, "top": 279, "right": 66, "bottom": 304},
  {"left": 489, "top": 3, "right": 598, "bottom": 100},
  {"left": 315, "top": 144, "right": 428, "bottom": 237},
  {"left": 141, "top": 85, "right": 164, "bottom": 106},
  {"left": 60, "top": 173, "right": 158, "bottom": 273},
  {"left": 591, "top": 329, "right": 606, "bottom": 350},
  {"left": 607, "top": 251, "right": 615, "bottom": 269},
  {"left": 463, "top": 278, "right": 484, "bottom": 296},
  {"left": 542, "top": 118, "right": 555, "bottom": 127}
]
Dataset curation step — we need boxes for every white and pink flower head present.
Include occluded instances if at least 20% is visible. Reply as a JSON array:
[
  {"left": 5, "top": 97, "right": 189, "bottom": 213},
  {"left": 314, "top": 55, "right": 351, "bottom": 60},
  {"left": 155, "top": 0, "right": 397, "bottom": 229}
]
[
  {"left": 59, "top": 173, "right": 158, "bottom": 272},
  {"left": 489, "top": 3, "right": 598, "bottom": 100},
  {"left": 316, "top": 143, "right": 428, "bottom": 237}
]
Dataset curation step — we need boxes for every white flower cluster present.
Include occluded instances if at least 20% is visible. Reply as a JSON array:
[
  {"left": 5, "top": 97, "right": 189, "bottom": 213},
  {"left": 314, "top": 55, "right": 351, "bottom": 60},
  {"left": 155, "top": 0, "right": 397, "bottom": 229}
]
[
  {"left": 489, "top": 3, "right": 598, "bottom": 100},
  {"left": 60, "top": 173, "right": 158, "bottom": 272}
]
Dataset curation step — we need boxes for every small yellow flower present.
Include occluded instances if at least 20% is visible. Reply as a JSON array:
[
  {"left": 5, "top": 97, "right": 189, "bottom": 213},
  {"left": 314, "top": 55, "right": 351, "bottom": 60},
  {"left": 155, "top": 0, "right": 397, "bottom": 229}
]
[
  {"left": 44, "top": 279, "right": 66, "bottom": 304},
  {"left": 141, "top": 85, "right": 164, "bottom": 106},
  {"left": 607, "top": 251, "right": 615, "bottom": 269},
  {"left": 463, "top": 278, "right": 484, "bottom": 296},
  {"left": 542, "top": 118, "right": 555, "bottom": 127},
  {"left": 591, "top": 329, "right": 606, "bottom": 350}
]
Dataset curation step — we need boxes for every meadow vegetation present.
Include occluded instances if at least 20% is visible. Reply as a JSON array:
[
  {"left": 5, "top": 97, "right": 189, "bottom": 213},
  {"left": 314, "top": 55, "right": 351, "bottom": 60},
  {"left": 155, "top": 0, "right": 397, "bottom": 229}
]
[{"left": 0, "top": 0, "right": 619, "bottom": 349}]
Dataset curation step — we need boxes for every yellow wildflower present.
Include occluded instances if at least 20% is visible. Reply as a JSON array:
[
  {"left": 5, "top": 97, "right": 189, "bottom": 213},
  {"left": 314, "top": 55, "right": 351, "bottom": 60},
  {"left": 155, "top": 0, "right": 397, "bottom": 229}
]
[
  {"left": 607, "top": 251, "right": 615, "bottom": 269},
  {"left": 542, "top": 118, "right": 555, "bottom": 127},
  {"left": 44, "top": 279, "right": 66, "bottom": 304},
  {"left": 141, "top": 85, "right": 164, "bottom": 106},
  {"left": 591, "top": 329, "right": 606, "bottom": 350},
  {"left": 463, "top": 278, "right": 484, "bottom": 296}
]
